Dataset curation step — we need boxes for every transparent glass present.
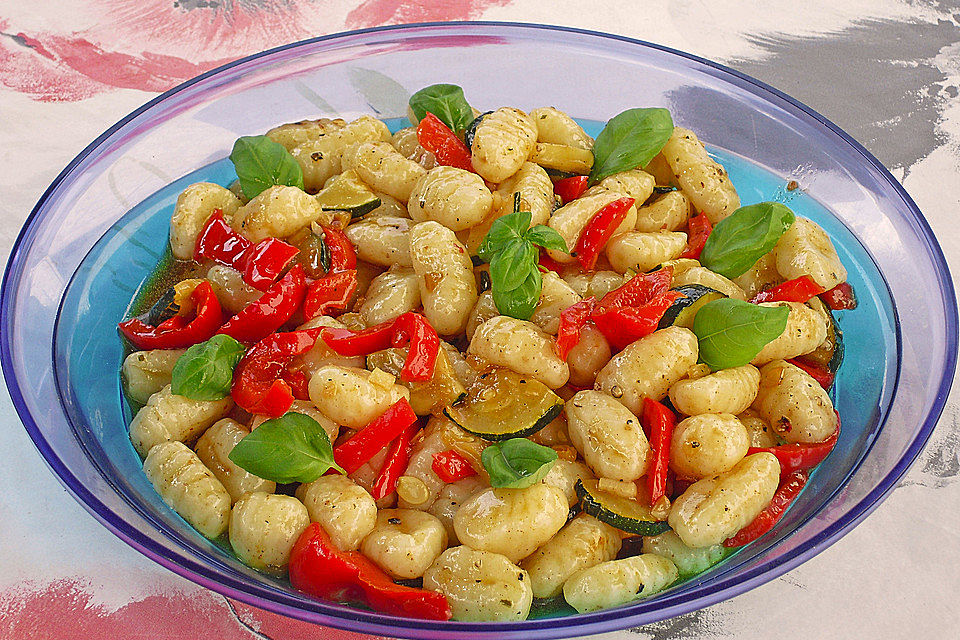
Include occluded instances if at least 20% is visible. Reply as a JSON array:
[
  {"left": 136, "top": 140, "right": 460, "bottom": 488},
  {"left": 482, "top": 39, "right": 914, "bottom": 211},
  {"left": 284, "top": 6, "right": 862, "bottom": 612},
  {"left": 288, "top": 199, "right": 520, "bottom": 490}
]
[{"left": 1, "top": 23, "right": 955, "bottom": 639}]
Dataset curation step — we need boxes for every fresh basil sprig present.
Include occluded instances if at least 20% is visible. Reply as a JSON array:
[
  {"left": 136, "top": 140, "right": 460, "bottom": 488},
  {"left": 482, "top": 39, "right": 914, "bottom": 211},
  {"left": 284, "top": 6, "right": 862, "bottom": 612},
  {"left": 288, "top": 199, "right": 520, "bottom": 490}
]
[
  {"left": 230, "top": 135, "right": 305, "bottom": 200},
  {"left": 477, "top": 210, "right": 568, "bottom": 320},
  {"left": 170, "top": 334, "right": 246, "bottom": 401},
  {"left": 693, "top": 298, "right": 789, "bottom": 370},
  {"left": 589, "top": 108, "right": 674, "bottom": 184},
  {"left": 481, "top": 438, "right": 558, "bottom": 489},
  {"left": 700, "top": 202, "right": 795, "bottom": 278},
  {"left": 408, "top": 84, "right": 474, "bottom": 132},
  {"left": 228, "top": 412, "right": 344, "bottom": 483}
]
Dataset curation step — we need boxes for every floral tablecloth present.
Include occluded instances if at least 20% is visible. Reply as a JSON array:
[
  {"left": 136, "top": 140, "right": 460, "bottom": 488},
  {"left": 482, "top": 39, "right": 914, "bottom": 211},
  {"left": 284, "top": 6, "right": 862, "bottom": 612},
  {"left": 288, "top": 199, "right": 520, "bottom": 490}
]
[{"left": 1, "top": 2, "right": 958, "bottom": 638}]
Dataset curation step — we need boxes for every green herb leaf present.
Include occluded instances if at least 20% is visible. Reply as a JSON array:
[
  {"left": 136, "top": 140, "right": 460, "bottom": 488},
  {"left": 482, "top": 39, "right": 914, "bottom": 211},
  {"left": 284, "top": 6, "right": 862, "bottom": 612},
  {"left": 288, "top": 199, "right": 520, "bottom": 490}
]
[
  {"left": 492, "top": 264, "right": 541, "bottom": 320},
  {"left": 230, "top": 135, "right": 305, "bottom": 199},
  {"left": 524, "top": 225, "right": 568, "bottom": 253},
  {"left": 477, "top": 210, "right": 530, "bottom": 262},
  {"left": 170, "top": 335, "right": 246, "bottom": 401},
  {"left": 481, "top": 438, "right": 558, "bottom": 489},
  {"left": 493, "top": 240, "right": 537, "bottom": 291},
  {"left": 408, "top": 84, "right": 474, "bottom": 132},
  {"left": 589, "top": 108, "right": 674, "bottom": 184},
  {"left": 699, "top": 202, "right": 796, "bottom": 278},
  {"left": 228, "top": 412, "right": 344, "bottom": 483},
  {"left": 693, "top": 298, "right": 790, "bottom": 370}
]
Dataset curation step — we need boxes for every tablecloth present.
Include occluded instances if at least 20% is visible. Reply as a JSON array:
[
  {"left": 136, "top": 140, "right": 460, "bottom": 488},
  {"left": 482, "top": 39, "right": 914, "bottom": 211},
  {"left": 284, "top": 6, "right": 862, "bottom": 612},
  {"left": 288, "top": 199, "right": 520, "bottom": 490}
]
[{"left": 1, "top": 2, "right": 958, "bottom": 638}]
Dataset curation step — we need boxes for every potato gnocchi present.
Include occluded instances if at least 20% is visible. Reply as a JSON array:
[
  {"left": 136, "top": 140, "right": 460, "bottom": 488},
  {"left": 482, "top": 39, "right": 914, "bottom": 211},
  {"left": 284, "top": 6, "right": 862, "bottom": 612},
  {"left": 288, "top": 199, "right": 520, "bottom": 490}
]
[{"left": 121, "top": 95, "right": 852, "bottom": 622}]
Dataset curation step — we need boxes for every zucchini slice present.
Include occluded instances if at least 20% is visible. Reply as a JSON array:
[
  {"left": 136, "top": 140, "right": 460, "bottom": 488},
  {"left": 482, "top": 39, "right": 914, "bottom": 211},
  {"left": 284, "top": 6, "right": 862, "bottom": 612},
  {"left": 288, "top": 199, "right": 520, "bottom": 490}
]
[
  {"left": 367, "top": 346, "right": 467, "bottom": 416},
  {"left": 657, "top": 285, "right": 725, "bottom": 330},
  {"left": 530, "top": 142, "right": 594, "bottom": 175},
  {"left": 315, "top": 170, "right": 381, "bottom": 218},
  {"left": 575, "top": 479, "right": 670, "bottom": 536},
  {"left": 443, "top": 368, "right": 563, "bottom": 441},
  {"left": 463, "top": 111, "right": 492, "bottom": 149},
  {"left": 802, "top": 297, "right": 844, "bottom": 374}
]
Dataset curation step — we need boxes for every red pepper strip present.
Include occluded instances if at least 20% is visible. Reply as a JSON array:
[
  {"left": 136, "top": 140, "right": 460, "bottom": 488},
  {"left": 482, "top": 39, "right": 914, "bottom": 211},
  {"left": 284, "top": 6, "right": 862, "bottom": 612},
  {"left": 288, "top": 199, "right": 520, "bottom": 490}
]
[
  {"left": 322, "top": 321, "right": 396, "bottom": 356},
  {"left": 821, "top": 281, "right": 857, "bottom": 310},
  {"left": 231, "top": 328, "right": 321, "bottom": 417},
  {"left": 218, "top": 265, "right": 306, "bottom": 344},
  {"left": 591, "top": 290, "right": 682, "bottom": 351},
  {"left": 303, "top": 270, "right": 358, "bottom": 320},
  {"left": 372, "top": 422, "right": 418, "bottom": 500},
  {"left": 416, "top": 112, "right": 474, "bottom": 172},
  {"left": 537, "top": 249, "right": 565, "bottom": 274},
  {"left": 787, "top": 357, "right": 835, "bottom": 389},
  {"left": 680, "top": 212, "right": 713, "bottom": 260},
  {"left": 282, "top": 368, "right": 313, "bottom": 401},
  {"left": 118, "top": 281, "right": 223, "bottom": 350},
  {"left": 290, "top": 523, "right": 452, "bottom": 620},
  {"left": 194, "top": 210, "right": 251, "bottom": 269},
  {"left": 751, "top": 275, "right": 825, "bottom": 304},
  {"left": 555, "top": 297, "right": 597, "bottom": 361},
  {"left": 748, "top": 421, "right": 840, "bottom": 476},
  {"left": 553, "top": 175, "right": 589, "bottom": 204},
  {"left": 392, "top": 313, "right": 440, "bottom": 382},
  {"left": 643, "top": 397, "right": 676, "bottom": 505},
  {"left": 599, "top": 267, "right": 674, "bottom": 309},
  {"left": 242, "top": 237, "right": 301, "bottom": 291},
  {"left": 574, "top": 197, "right": 636, "bottom": 270},
  {"left": 723, "top": 470, "right": 809, "bottom": 547},
  {"left": 320, "top": 225, "right": 357, "bottom": 272},
  {"left": 432, "top": 449, "right": 478, "bottom": 483},
  {"left": 334, "top": 399, "right": 418, "bottom": 474}
]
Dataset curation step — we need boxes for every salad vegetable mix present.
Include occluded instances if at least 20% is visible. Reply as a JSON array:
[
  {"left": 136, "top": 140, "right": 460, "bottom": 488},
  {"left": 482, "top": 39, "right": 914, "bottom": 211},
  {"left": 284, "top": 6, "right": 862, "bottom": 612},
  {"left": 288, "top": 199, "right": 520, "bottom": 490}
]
[{"left": 119, "top": 84, "right": 852, "bottom": 621}]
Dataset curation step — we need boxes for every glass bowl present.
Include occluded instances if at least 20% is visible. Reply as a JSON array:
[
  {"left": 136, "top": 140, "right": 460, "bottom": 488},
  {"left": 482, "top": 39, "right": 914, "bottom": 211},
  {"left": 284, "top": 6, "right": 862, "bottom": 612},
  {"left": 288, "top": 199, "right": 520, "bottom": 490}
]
[{"left": 1, "top": 22, "right": 956, "bottom": 639}]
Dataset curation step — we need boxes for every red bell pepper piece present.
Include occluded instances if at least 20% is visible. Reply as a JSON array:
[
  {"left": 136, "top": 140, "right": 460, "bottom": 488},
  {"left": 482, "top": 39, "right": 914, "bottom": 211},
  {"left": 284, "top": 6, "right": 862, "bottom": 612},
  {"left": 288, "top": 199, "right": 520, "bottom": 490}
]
[
  {"left": 231, "top": 328, "right": 322, "bottom": 417},
  {"left": 118, "top": 280, "right": 223, "bottom": 350},
  {"left": 371, "top": 422, "right": 418, "bottom": 500},
  {"left": 643, "top": 397, "right": 676, "bottom": 506},
  {"left": 282, "top": 368, "right": 313, "bottom": 401},
  {"left": 432, "top": 449, "right": 477, "bottom": 483},
  {"left": 680, "top": 212, "right": 712, "bottom": 260},
  {"left": 289, "top": 523, "right": 451, "bottom": 620},
  {"left": 334, "top": 399, "right": 419, "bottom": 474},
  {"left": 574, "top": 197, "right": 635, "bottom": 270},
  {"left": 591, "top": 290, "right": 681, "bottom": 351},
  {"left": 553, "top": 175, "right": 589, "bottom": 204},
  {"left": 537, "top": 249, "right": 565, "bottom": 274},
  {"left": 599, "top": 267, "right": 674, "bottom": 309},
  {"left": 821, "top": 282, "right": 857, "bottom": 310},
  {"left": 787, "top": 357, "right": 835, "bottom": 389},
  {"left": 724, "top": 470, "right": 808, "bottom": 547},
  {"left": 218, "top": 265, "right": 306, "bottom": 344},
  {"left": 322, "top": 313, "right": 440, "bottom": 382},
  {"left": 303, "top": 270, "right": 358, "bottom": 320},
  {"left": 416, "top": 112, "right": 474, "bottom": 172},
  {"left": 392, "top": 313, "right": 440, "bottom": 382},
  {"left": 194, "top": 210, "right": 251, "bottom": 269},
  {"left": 242, "top": 237, "right": 301, "bottom": 291},
  {"left": 748, "top": 420, "right": 839, "bottom": 476},
  {"left": 320, "top": 225, "right": 357, "bottom": 272},
  {"left": 555, "top": 298, "right": 597, "bottom": 361},
  {"left": 751, "top": 276, "right": 825, "bottom": 304}
]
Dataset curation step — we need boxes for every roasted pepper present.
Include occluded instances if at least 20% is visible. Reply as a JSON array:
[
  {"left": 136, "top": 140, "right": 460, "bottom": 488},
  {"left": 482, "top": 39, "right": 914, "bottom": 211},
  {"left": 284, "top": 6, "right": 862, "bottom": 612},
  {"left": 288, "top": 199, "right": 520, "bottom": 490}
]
[
  {"left": 118, "top": 280, "right": 223, "bottom": 350},
  {"left": 750, "top": 275, "right": 825, "bottom": 304},
  {"left": 680, "top": 212, "right": 712, "bottom": 260},
  {"left": 218, "top": 265, "right": 306, "bottom": 344},
  {"left": 574, "top": 196, "right": 635, "bottom": 270},
  {"left": 322, "top": 312, "right": 440, "bottom": 382},
  {"left": 333, "top": 398, "right": 419, "bottom": 474},
  {"left": 553, "top": 175, "right": 589, "bottom": 204},
  {"left": 416, "top": 112, "right": 474, "bottom": 172},
  {"left": 724, "top": 470, "right": 808, "bottom": 547},
  {"left": 302, "top": 270, "right": 358, "bottom": 320},
  {"left": 747, "top": 419, "right": 839, "bottom": 476},
  {"left": 821, "top": 282, "right": 857, "bottom": 310},
  {"left": 643, "top": 397, "right": 676, "bottom": 507},
  {"left": 371, "top": 422, "right": 419, "bottom": 500},
  {"left": 230, "top": 328, "right": 322, "bottom": 417},
  {"left": 555, "top": 297, "right": 596, "bottom": 361},
  {"left": 431, "top": 449, "right": 478, "bottom": 484}
]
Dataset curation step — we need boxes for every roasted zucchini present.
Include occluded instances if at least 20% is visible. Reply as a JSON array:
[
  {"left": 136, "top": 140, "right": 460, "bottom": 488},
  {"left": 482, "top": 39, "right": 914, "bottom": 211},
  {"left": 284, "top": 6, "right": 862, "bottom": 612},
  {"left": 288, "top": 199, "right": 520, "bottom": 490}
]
[
  {"left": 657, "top": 284, "right": 725, "bottom": 329},
  {"left": 367, "top": 346, "right": 467, "bottom": 416},
  {"left": 315, "top": 169, "right": 381, "bottom": 218},
  {"left": 575, "top": 479, "right": 670, "bottom": 536}
]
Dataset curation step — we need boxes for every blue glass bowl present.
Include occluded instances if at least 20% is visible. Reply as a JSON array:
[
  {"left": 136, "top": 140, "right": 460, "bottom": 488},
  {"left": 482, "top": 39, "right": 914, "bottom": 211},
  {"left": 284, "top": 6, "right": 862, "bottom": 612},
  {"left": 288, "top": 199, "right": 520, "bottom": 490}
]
[{"left": 1, "top": 23, "right": 956, "bottom": 639}]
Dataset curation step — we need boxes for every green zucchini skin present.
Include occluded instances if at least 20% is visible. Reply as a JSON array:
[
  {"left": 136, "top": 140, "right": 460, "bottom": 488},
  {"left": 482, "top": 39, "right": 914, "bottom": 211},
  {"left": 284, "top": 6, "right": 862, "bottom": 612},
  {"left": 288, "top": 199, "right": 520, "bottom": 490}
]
[
  {"left": 826, "top": 307, "right": 844, "bottom": 374},
  {"left": 444, "top": 401, "right": 563, "bottom": 442},
  {"left": 463, "top": 111, "right": 492, "bottom": 150},
  {"left": 657, "top": 285, "right": 724, "bottom": 330},
  {"left": 575, "top": 480, "right": 671, "bottom": 536},
  {"left": 544, "top": 167, "right": 580, "bottom": 179}
]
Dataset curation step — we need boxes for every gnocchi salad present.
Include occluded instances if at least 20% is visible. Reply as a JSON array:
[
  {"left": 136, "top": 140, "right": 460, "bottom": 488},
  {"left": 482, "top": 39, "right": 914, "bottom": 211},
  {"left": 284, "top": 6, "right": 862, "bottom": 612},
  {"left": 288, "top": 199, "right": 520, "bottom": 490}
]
[{"left": 119, "top": 83, "right": 855, "bottom": 621}]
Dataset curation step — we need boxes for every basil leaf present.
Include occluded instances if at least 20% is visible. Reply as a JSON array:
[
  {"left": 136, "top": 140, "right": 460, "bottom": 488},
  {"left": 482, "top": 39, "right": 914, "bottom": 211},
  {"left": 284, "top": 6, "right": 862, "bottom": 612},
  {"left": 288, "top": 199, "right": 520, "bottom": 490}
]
[
  {"left": 228, "top": 412, "right": 344, "bottom": 483},
  {"left": 477, "top": 210, "right": 531, "bottom": 261},
  {"left": 493, "top": 240, "right": 537, "bottom": 291},
  {"left": 589, "top": 108, "right": 674, "bottom": 184},
  {"left": 408, "top": 84, "right": 474, "bottom": 132},
  {"left": 482, "top": 438, "right": 558, "bottom": 489},
  {"left": 492, "top": 264, "right": 541, "bottom": 320},
  {"left": 170, "top": 335, "right": 245, "bottom": 401},
  {"left": 700, "top": 202, "right": 796, "bottom": 278},
  {"left": 693, "top": 298, "right": 790, "bottom": 370},
  {"left": 523, "top": 224, "right": 568, "bottom": 254},
  {"left": 230, "top": 135, "right": 305, "bottom": 199}
]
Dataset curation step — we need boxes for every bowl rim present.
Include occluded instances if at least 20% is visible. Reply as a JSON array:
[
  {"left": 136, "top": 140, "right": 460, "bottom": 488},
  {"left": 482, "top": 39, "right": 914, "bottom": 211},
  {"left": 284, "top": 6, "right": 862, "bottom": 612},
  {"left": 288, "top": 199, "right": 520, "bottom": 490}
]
[{"left": 2, "top": 21, "right": 957, "bottom": 638}]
